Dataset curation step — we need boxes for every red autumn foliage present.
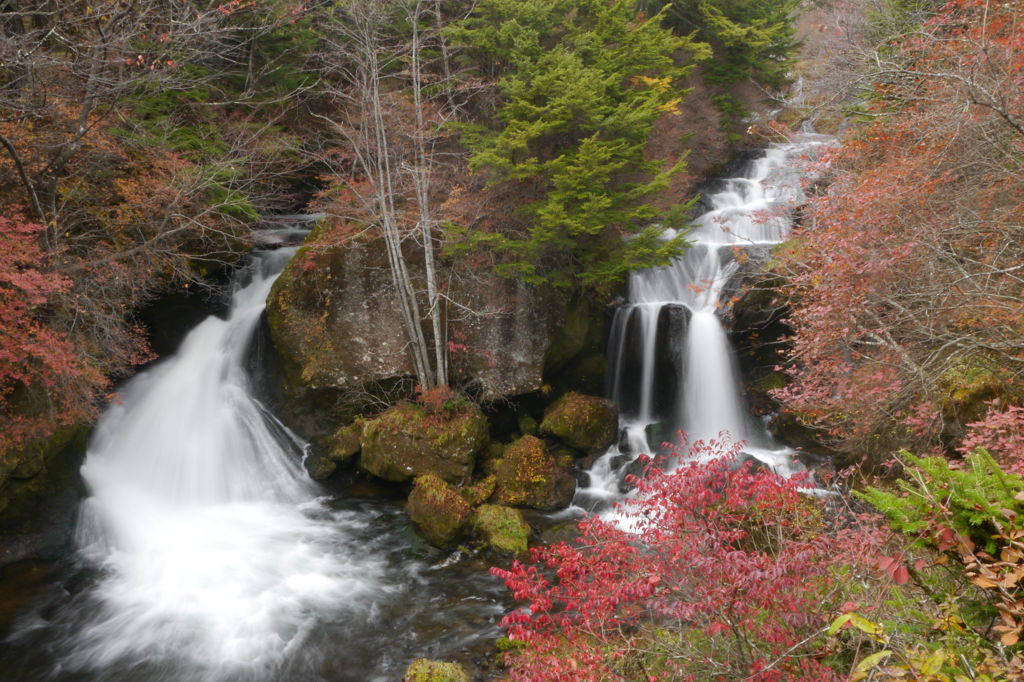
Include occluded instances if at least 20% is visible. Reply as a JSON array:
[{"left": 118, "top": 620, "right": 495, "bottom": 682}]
[
  {"left": 0, "top": 215, "right": 99, "bottom": 450},
  {"left": 774, "top": 0, "right": 1024, "bottom": 460},
  {"left": 959, "top": 401, "right": 1024, "bottom": 475},
  {"left": 492, "top": 436, "right": 884, "bottom": 681}
]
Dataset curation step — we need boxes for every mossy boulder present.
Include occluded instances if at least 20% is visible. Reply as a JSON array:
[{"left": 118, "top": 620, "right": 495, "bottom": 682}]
[
  {"left": 472, "top": 504, "right": 530, "bottom": 554},
  {"left": 492, "top": 435, "right": 576, "bottom": 511},
  {"left": 939, "top": 360, "right": 1007, "bottom": 423},
  {"left": 539, "top": 392, "right": 618, "bottom": 454},
  {"left": 403, "top": 659, "right": 470, "bottom": 682},
  {"left": 359, "top": 402, "right": 489, "bottom": 484},
  {"left": 325, "top": 420, "right": 363, "bottom": 463},
  {"left": 407, "top": 474, "right": 473, "bottom": 547}
]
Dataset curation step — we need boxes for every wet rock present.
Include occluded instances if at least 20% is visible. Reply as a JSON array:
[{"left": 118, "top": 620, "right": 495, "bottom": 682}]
[
  {"left": 403, "top": 659, "right": 470, "bottom": 682},
  {"left": 472, "top": 505, "right": 530, "bottom": 555},
  {"left": 539, "top": 392, "right": 618, "bottom": 454},
  {"left": 303, "top": 453, "right": 337, "bottom": 480},
  {"left": 407, "top": 474, "right": 473, "bottom": 547},
  {"left": 358, "top": 402, "right": 489, "bottom": 484},
  {"left": 1, "top": 423, "right": 88, "bottom": 521},
  {"left": 492, "top": 436, "right": 575, "bottom": 511}
]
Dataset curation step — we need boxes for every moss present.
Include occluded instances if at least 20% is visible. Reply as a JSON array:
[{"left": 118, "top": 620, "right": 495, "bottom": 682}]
[
  {"left": 325, "top": 420, "right": 362, "bottom": 463},
  {"left": 359, "top": 402, "right": 490, "bottom": 483},
  {"left": 407, "top": 474, "right": 473, "bottom": 547},
  {"left": 539, "top": 392, "right": 618, "bottom": 454},
  {"left": 472, "top": 504, "right": 530, "bottom": 554},
  {"left": 461, "top": 475, "right": 496, "bottom": 507},
  {"left": 493, "top": 436, "right": 575, "bottom": 511},
  {"left": 940, "top": 360, "right": 1004, "bottom": 411},
  {"left": 402, "top": 659, "right": 470, "bottom": 682},
  {"left": 758, "top": 372, "right": 787, "bottom": 392}
]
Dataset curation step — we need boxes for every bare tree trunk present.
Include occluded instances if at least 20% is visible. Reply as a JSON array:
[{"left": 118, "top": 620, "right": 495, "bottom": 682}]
[{"left": 409, "top": 0, "right": 448, "bottom": 386}]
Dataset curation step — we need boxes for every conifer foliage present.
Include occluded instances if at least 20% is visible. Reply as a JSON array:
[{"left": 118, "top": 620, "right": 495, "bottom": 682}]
[{"left": 446, "top": 0, "right": 710, "bottom": 290}]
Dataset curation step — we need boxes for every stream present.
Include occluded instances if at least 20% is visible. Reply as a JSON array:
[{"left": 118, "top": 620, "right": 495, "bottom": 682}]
[{"left": 0, "top": 133, "right": 834, "bottom": 680}]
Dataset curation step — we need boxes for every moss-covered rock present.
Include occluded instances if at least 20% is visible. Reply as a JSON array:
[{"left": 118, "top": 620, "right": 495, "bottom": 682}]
[
  {"left": 516, "top": 411, "right": 538, "bottom": 437},
  {"left": 325, "top": 420, "right": 362, "bottom": 463},
  {"left": 403, "top": 659, "right": 470, "bottom": 682},
  {"left": 460, "top": 475, "right": 496, "bottom": 507},
  {"left": 492, "top": 435, "right": 576, "bottom": 511},
  {"left": 472, "top": 504, "right": 530, "bottom": 554},
  {"left": 939, "top": 360, "right": 1007, "bottom": 423},
  {"left": 0, "top": 423, "right": 89, "bottom": 530},
  {"left": 359, "top": 402, "right": 489, "bottom": 484},
  {"left": 407, "top": 474, "right": 473, "bottom": 547},
  {"left": 539, "top": 392, "right": 618, "bottom": 454}
]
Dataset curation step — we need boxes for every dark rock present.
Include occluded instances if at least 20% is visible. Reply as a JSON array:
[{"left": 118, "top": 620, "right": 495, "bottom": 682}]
[{"left": 303, "top": 452, "right": 337, "bottom": 480}]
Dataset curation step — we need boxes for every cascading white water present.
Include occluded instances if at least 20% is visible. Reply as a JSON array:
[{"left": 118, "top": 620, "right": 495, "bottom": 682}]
[
  {"left": 576, "top": 134, "right": 835, "bottom": 505},
  {"left": 53, "top": 243, "right": 390, "bottom": 679}
]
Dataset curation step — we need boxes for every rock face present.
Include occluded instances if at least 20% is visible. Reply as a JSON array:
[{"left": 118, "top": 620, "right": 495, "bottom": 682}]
[
  {"left": 406, "top": 474, "right": 473, "bottom": 547},
  {"left": 266, "top": 238, "right": 415, "bottom": 394},
  {"left": 0, "top": 424, "right": 87, "bottom": 520},
  {"left": 492, "top": 435, "right": 576, "bottom": 510},
  {"left": 358, "top": 402, "right": 489, "bottom": 484},
  {"left": 472, "top": 504, "right": 530, "bottom": 555},
  {"left": 539, "top": 392, "right": 618, "bottom": 454},
  {"left": 266, "top": 234, "right": 578, "bottom": 427}
]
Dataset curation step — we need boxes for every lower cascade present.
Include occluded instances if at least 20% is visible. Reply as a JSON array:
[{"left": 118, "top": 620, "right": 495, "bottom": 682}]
[
  {"left": 1, "top": 232, "right": 503, "bottom": 681},
  {"left": 578, "top": 132, "right": 836, "bottom": 508}
]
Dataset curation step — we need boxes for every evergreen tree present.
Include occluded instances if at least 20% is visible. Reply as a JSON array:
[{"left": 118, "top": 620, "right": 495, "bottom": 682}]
[{"left": 446, "top": 0, "right": 709, "bottom": 291}]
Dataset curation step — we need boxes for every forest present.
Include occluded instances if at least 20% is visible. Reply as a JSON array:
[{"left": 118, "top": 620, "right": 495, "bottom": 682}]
[{"left": 0, "top": 0, "right": 1022, "bottom": 680}]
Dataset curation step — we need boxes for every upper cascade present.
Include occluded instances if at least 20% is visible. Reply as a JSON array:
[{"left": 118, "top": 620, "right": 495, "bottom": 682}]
[{"left": 578, "top": 133, "right": 836, "bottom": 510}]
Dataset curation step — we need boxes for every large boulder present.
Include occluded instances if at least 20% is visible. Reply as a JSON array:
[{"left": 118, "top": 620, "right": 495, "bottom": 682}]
[
  {"left": 358, "top": 402, "right": 489, "bottom": 484},
  {"left": 492, "top": 435, "right": 575, "bottom": 511},
  {"left": 539, "top": 392, "right": 618, "bottom": 454},
  {"left": 406, "top": 474, "right": 473, "bottom": 547},
  {"left": 266, "top": 233, "right": 576, "bottom": 421},
  {"left": 266, "top": 237, "right": 414, "bottom": 394}
]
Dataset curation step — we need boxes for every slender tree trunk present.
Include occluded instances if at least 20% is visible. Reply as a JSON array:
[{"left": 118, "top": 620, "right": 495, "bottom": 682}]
[{"left": 410, "top": 0, "right": 448, "bottom": 386}]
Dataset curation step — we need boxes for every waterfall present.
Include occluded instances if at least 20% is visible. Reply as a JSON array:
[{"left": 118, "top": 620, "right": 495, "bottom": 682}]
[
  {"left": 576, "top": 134, "right": 835, "bottom": 507},
  {"left": 34, "top": 237, "right": 394, "bottom": 679}
]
